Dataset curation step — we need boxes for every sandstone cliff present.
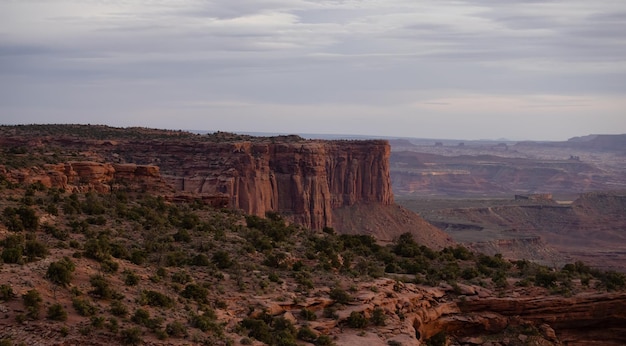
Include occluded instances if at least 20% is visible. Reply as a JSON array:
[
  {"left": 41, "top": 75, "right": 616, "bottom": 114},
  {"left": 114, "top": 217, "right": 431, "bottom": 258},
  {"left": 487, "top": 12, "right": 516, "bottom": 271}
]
[
  {"left": 1, "top": 162, "right": 171, "bottom": 194},
  {"left": 64, "top": 136, "right": 393, "bottom": 230},
  {"left": 0, "top": 127, "right": 405, "bottom": 233}
]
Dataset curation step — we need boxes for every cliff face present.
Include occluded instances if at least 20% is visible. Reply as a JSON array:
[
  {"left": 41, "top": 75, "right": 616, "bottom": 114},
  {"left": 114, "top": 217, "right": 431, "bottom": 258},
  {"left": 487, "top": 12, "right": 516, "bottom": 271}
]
[
  {"left": 152, "top": 139, "right": 394, "bottom": 230},
  {"left": 2, "top": 162, "right": 170, "bottom": 194},
  {"left": 0, "top": 130, "right": 394, "bottom": 231}
]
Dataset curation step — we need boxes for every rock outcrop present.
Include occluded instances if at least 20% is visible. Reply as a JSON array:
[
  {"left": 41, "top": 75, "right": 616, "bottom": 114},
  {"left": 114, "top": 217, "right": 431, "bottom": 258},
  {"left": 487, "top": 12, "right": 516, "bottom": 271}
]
[
  {"left": 151, "top": 139, "right": 395, "bottom": 230},
  {"left": 2, "top": 162, "right": 171, "bottom": 194},
  {"left": 0, "top": 129, "right": 396, "bottom": 231}
]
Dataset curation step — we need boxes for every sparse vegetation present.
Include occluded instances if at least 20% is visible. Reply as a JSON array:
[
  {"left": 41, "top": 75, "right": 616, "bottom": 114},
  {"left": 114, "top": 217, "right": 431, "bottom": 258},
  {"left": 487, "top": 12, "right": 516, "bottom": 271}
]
[{"left": 0, "top": 126, "right": 624, "bottom": 345}]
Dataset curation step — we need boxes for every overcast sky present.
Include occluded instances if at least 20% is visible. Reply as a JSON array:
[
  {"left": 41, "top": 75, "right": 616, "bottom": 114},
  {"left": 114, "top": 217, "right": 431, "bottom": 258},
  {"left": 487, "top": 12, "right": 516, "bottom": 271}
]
[{"left": 1, "top": 0, "right": 625, "bottom": 140}]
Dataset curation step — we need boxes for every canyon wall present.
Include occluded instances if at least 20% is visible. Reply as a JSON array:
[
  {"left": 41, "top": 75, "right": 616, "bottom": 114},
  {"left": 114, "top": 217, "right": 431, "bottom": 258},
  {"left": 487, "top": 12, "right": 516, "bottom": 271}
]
[
  {"left": 0, "top": 131, "right": 395, "bottom": 231},
  {"left": 1, "top": 162, "right": 170, "bottom": 194},
  {"left": 121, "top": 138, "right": 395, "bottom": 230}
]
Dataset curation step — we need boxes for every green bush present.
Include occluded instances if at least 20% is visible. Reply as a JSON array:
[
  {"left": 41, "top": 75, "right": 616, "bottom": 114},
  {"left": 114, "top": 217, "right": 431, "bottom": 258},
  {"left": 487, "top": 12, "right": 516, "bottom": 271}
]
[
  {"left": 300, "top": 308, "right": 317, "bottom": 321},
  {"left": 0, "top": 285, "right": 16, "bottom": 301},
  {"left": 100, "top": 258, "right": 119, "bottom": 273},
  {"left": 171, "top": 270, "right": 192, "bottom": 284},
  {"left": 212, "top": 250, "right": 233, "bottom": 269},
  {"left": 24, "top": 239, "right": 48, "bottom": 261},
  {"left": 315, "top": 334, "right": 335, "bottom": 346},
  {"left": 22, "top": 289, "right": 42, "bottom": 319},
  {"left": 180, "top": 284, "right": 209, "bottom": 303},
  {"left": 89, "top": 275, "right": 116, "bottom": 299},
  {"left": 346, "top": 311, "right": 368, "bottom": 328},
  {"left": 166, "top": 320, "right": 188, "bottom": 338},
  {"left": 297, "top": 326, "right": 318, "bottom": 342},
  {"left": 189, "top": 311, "right": 222, "bottom": 336},
  {"left": 535, "top": 270, "right": 558, "bottom": 289},
  {"left": 139, "top": 290, "right": 175, "bottom": 308},
  {"left": 123, "top": 270, "right": 140, "bottom": 286},
  {"left": 371, "top": 307, "right": 386, "bottom": 326},
  {"left": 599, "top": 270, "right": 626, "bottom": 291},
  {"left": 120, "top": 327, "right": 143, "bottom": 345},
  {"left": 72, "top": 297, "right": 97, "bottom": 316},
  {"left": 110, "top": 300, "right": 128, "bottom": 317},
  {"left": 46, "top": 257, "right": 76, "bottom": 287},
  {"left": 329, "top": 288, "right": 352, "bottom": 304},
  {"left": 1, "top": 247, "right": 23, "bottom": 264}
]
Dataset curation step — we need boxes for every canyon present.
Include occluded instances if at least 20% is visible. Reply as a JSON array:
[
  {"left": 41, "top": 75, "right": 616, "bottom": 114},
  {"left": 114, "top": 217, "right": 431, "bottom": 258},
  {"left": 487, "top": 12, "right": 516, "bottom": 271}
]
[
  {"left": 0, "top": 125, "right": 625, "bottom": 345},
  {"left": 0, "top": 125, "right": 451, "bottom": 246}
]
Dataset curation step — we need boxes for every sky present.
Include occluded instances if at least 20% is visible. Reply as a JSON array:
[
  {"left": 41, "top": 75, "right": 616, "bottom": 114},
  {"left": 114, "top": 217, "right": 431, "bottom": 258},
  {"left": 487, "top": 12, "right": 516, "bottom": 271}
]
[{"left": 1, "top": 0, "right": 625, "bottom": 141}]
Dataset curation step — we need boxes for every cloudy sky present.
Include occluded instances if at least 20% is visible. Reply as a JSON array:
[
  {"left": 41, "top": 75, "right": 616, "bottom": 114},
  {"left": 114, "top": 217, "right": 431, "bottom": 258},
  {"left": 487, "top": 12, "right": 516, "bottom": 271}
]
[{"left": 1, "top": 0, "right": 625, "bottom": 140}]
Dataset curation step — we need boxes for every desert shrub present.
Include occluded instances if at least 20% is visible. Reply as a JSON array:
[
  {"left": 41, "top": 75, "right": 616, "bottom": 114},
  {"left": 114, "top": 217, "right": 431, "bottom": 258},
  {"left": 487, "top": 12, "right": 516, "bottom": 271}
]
[
  {"left": 300, "top": 308, "right": 317, "bottom": 321},
  {"left": 189, "top": 312, "right": 222, "bottom": 336},
  {"left": 212, "top": 250, "right": 233, "bottom": 269},
  {"left": 110, "top": 300, "right": 129, "bottom": 317},
  {"left": 139, "top": 290, "right": 175, "bottom": 308},
  {"left": 263, "top": 251, "right": 289, "bottom": 269},
  {"left": 82, "top": 192, "right": 106, "bottom": 215},
  {"left": 165, "top": 250, "right": 188, "bottom": 267},
  {"left": 371, "top": 307, "right": 386, "bottom": 326},
  {"left": 85, "top": 216, "right": 106, "bottom": 225},
  {"left": 83, "top": 236, "right": 111, "bottom": 262},
  {"left": 130, "top": 249, "right": 147, "bottom": 265},
  {"left": 315, "top": 334, "right": 335, "bottom": 346},
  {"left": 22, "top": 289, "right": 42, "bottom": 319},
  {"left": 297, "top": 326, "right": 317, "bottom": 342},
  {"left": 107, "top": 317, "right": 119, "bottom": 333},
  {"left": 190, "top": 253, "right": 210, "bottom": 266},
  {"left": 123, "top": 270, "right": 140, "bottom": 286},
  {"left": 120, "top": 327, "right": 143, "bottom": 345},
  {"left": 460, "top": 267, "right": 479, "bottom": 280},
  {"left": 245, "top": 213, "right": 296, "bottom": 242},
  {"left": 171, "top": 270, "right": 192, "bottom": 284},
  {"left": 43, "top": 224, "right": 68, "bottom": 240},
  {"left": 534, "top": 269, "right": 558, "bottom": 289},
  {"left": 89, "top": 275, "right": 116, "bottom": 299},
  {"left": 393, "top": 232, "right": 421, "bottom": 257},
  {"left": 268, "top": 272, "right": 283, "bottom": 283},
  {"left": 3, "top": 206, "right": 38, "bottom": 231},
  {"left": 173, "top": 229, "right": 192, "bottom": 242},
  {"left": 1, "top": 247, "right": 23, "bottom": 264},
  {"left": 448, "top": 245, "right": 474, "bottom": 260},
  {"left": 0, "top": 285, "right": 16, "bottom": 301},
  {"left": 100, "top": 258, "right": 119, "bottom": 273},
  {"left": 492, "top": 270, "right": 508, "bottom": 288},
  {"left": 90, "top": 315, "right": 105, "bottom": 328},
  {"left": 599, "top": 270, "right": 626, "bottom": 291},
  {"left": 110, "top": 242, "right": 130, "bottom": 259},
  {"left": 478, "top": 253, "right": 511, "bottom": 270},
  {"left": 323, "top": 306, "right": 338, "bottom": 319},
  {"left": 346, "top": 311, "right": 368, "bottom": 328},
  {"left": 180, "top": 284, "right": 209, "bottom": 303},
  {"left": 166, "top": 320, "right": 188, "bottom": 338},
  {"left": 46, "top": 257, "right": 76, "bottom": 287},
  {"left": 240, "top": 314, "right": 296, "bottom": 345},
  {"left": 73, "top": 297, "right": 97, "bottom": 316},
  {"left": 131, "top": 308, "right": 155, "bottom": 327},
  {"left": 45, "top": 204, "right": 59, "bottom": 216},
  {"left": 24, "top": 238, "right": 48, "bottom": 261},
  {"left": 329, "top": 287, "right": 352, "bottom": 304}
]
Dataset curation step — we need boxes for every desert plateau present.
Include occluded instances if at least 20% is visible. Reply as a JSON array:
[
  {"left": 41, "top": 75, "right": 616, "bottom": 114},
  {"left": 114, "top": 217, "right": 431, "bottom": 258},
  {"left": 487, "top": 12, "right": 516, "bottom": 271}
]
[{"left": 0, "top": 125, "right": 625, "bottom": 346}]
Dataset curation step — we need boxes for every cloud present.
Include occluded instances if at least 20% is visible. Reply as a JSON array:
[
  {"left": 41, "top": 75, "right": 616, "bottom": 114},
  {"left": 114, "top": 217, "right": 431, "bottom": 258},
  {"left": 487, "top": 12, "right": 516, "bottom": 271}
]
[{"left": 0, "top": 0, "right": 624, "bottom": 140}]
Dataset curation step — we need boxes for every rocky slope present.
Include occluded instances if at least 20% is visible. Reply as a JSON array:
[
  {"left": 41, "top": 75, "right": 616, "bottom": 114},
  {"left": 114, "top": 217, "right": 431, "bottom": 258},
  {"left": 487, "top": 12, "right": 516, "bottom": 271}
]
[
  {"left": 405, "top": 192, "right": 626, "bottom": 271},
  {"left": 0, "top": 125, "right": 453, "bottom": 247}
]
